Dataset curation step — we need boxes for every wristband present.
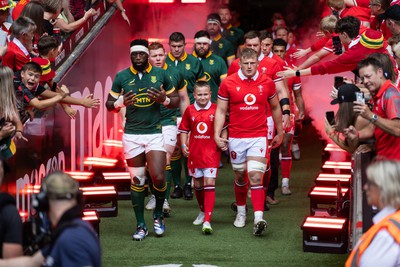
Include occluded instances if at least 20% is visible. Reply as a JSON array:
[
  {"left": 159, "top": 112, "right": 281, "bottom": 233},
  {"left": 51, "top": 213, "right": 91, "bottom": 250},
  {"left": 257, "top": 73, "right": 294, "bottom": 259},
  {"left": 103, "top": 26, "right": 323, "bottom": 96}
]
[
  {"left": 182, "top": 144, "right": 187, "bottom": 149},
  {"left": 279, "top": 98, "right": 290, "bottom": 107},
  {"left": 114, "top": 95, "right": 125, "bottom": 109},
  {"left": 121, "top": 9, "right": 126, "bottom": 12},
  {"left": 295, "top": 70, "right": 300, "bottom": 77},
  {"left": 282, "top": 110, "right": 290, "bottom": 116},
  {"left": 163, "top": 96, "right": 171, "bottom": 106}
]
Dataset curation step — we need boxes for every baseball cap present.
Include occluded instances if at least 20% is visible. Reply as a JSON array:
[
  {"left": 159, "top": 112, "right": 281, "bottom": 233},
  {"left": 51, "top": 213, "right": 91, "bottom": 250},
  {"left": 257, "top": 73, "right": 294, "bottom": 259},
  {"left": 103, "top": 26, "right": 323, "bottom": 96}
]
[
  {"left": 330, "top": 84, "right": 360, "bottom": 105},
  {"left": 44, "top": 172, "right": 79, "bottom": 200},
  {"left": 377, "top": 5, "right": 400, "bottom": 21}
]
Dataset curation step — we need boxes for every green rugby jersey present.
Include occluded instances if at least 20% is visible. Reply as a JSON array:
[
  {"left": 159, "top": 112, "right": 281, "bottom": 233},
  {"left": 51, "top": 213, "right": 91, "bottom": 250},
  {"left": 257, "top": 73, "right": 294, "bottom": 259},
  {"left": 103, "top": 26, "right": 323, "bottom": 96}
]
[
  {"left": 192, "top": 51, "right": 227, "bottom": 103},
  {"left": 165, "top": 51, "right": 205, "bottom": 104},
  {"left": 210, "top": 34, "right": 235, "bottom": 67},
  {"left": 222, "top": 24, "right": 244, "bottom": 51},
  {"left": 110, "top": 65, "right": 175, "bottom": 134},
  {"left": 160, "top": 64, "right": 185, "bottom": 126}
]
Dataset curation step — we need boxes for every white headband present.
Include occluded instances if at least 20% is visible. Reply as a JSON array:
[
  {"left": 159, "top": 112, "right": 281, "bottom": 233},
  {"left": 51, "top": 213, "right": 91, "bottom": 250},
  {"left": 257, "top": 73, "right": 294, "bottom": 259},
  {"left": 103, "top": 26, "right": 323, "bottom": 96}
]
[
  {"left": 195, "top": 37, "right": 211, "bottom": 44},
  {"left": 130, "top": 45, "right": 149, "bottom": 55},
  {"left": 207, "top": 18, "right": 221, "bottom": 25}
]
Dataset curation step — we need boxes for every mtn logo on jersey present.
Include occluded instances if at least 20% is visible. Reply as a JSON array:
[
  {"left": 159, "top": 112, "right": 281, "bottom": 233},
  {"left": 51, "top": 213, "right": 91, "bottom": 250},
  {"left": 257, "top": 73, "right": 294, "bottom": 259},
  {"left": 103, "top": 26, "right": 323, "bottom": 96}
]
[{"left": 133, "top": 92, "right": 155, "bottom": 107}]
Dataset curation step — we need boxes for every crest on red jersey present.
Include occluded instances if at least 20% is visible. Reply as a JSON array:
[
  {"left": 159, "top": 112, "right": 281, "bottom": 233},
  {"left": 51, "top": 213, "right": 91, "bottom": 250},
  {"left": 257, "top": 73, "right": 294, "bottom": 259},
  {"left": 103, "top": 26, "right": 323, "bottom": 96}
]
[{"left": 236, "top": 86, "right": 241, "bottom": 91}]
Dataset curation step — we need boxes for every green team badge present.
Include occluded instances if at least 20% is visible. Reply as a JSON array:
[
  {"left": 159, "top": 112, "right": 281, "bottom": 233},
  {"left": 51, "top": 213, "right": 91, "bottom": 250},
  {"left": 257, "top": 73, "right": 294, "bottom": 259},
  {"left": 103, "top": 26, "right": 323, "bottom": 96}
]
[
  {"left": 209, "top": 59, "right": 214, "bottom": 65},
  {"left": 219, "top": 43, "right": 223, "bottom": 48},
  {"left": 151, "top": 76, "right": 157, "bottom": 83},
  {"left": 185, "top": 64, "right": 191, "bottom": 70}
]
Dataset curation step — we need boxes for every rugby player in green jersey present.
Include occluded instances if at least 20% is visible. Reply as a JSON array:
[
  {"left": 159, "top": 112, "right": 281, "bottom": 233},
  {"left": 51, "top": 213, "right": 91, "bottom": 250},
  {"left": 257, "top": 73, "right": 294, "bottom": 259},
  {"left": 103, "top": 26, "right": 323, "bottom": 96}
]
[{"left": 106, "top": 39, "right": 179, "bottom": 241}]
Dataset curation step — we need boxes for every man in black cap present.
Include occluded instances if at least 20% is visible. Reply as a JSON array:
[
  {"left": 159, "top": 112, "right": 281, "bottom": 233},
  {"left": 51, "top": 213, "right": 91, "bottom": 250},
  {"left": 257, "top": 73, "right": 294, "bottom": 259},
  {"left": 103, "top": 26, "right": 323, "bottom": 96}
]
[
  {"left": 106, "top": 39, "right": 179, "bottom": 241},
  {"left": 378, "top": 4, "right": 400, "bottom": 35}
]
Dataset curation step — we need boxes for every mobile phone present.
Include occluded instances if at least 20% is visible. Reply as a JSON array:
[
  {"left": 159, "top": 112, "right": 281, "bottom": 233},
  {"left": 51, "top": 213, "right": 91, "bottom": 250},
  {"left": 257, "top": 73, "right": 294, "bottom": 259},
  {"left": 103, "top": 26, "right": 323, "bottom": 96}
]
[
  {"left": 332, "top": 35, "right": 342, "bottom": 55},
  {"left": 326, "top": 111, "right": 335, "bottom": 126},
  {"left": 334, "top": 76, "right": 344, "bottom": 89},
  {"left": 355, "top": 91, "right": 365, "bottom": 103}
]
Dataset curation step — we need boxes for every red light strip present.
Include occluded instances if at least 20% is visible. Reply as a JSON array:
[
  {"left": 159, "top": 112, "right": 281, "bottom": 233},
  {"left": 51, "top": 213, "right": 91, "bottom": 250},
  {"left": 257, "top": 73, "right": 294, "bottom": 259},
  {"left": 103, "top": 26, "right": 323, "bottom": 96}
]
[
  {"left": 66, "top": 171, "right": 94, "bottom": 180},
  {"left": 84, "top": 157, "right": 118, "bottom": 167},
  {"left": 318, "top": 174, "right": 351, "bottom": 178},
  {"left": 102, "top": 172, "right": 131, "bottom": 180},
  {"left": 322, "top": 164, "right": 351, "bottom": 170},
  {"left": 149, "top": 0, "right": 174, "bottom": 3},
  {"left": 324, "top": 161, "right": 351, "bottom": 166},
  {"left": 20, "top": 184, "right": 41, "bottom": 194},
  {"left": 181, "top": 0, "right": 206, "bottom": 2},
  {"left": 80, "top": 186, "right": 116, "bottom": 195},
  {"left": 83, "top": 211, "right": 99, "bottom": 221},
  {"left": 310, "top": 186, "right": 349, "bottom": 196},
  {"left": 103, "top": 140, "right": 123, "bottom": 148},
  {"left": 303, "top": 217, "right": 346, "bottom": 229}
]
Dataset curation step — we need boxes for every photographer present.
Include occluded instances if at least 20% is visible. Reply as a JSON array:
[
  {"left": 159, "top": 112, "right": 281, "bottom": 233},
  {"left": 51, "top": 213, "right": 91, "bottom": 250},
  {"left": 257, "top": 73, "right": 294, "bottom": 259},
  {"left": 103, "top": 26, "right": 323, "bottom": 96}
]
[
  {"left": 0, "top": 172, "right": 101, "bottom": 267},
  {"left": 344, "top": 56, "right": 400, "bottom": 160},
  {"left": 0, "top": 159, "right": 23, "bottom": 259}
]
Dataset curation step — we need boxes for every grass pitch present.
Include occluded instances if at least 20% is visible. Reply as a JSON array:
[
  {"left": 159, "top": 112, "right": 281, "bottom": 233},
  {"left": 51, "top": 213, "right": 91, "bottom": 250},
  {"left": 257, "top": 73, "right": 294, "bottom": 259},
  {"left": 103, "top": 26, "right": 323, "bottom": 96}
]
[{"left": 100, "top": 123, "right": 348, "bottom": 267}]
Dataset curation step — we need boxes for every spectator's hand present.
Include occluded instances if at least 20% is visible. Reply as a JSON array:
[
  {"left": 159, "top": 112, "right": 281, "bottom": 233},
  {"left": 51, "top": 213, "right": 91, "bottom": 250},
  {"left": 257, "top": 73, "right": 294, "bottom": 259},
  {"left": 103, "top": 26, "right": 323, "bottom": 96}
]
[
  {"left": 324, "top": 117, "right": 336, "bottom": 136},
  {"left": 343, "top": 125, "right": 358, "bottom": 141},
  {"left": 0, "top": 43, "right": 7, "bottom": 57},
  {"left": 0, "top": 122, "right": 15, "bottom": 140},
  {"left": 82, "top": 94, "right": 100, "bottom": 108},
  {"left": 330, "top": 86, "right": 338, "bottom": 99},
  {"left": 84, "top": 8, "right": 96, "bottom": 21},
  {"left": 355, "top": 144, "right": 375, "bottom": 153},
  {"left": 63, "top": 105, "right": 77, "bottom": 119},
  {"left": 121, "top": 11, "right": 131, "bottom": 26},
  {"left": 316, "top": 31, "right": 325, "bottom": 39},
  {"left": 270, "top": 132, "right": 283, "bottom": 148},
  {"left": 293, "top": 48, "right": 308, "bottom": 59},
  {"left": 59, "top": 85, "right": 69, "bottom": 98},
  {"left": 277, "top": 66, "right": 295, "bottom": 79},
  {"left": 13, "top": 130, "right": 28, "bottom": 142},
  {"left": 147, "top": 85, "right": 166, "bottom": 104},
  {"left": 353, "top": 101, "right": 372, "bottom": 120}
]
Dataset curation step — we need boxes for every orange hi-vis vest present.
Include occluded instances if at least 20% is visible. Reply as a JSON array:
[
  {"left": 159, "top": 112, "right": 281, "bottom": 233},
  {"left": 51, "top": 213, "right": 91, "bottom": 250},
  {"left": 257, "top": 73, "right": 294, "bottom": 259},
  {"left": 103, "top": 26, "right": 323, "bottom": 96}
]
[{"left": 345, "top": 210, "right": 400, "bottom": 267}]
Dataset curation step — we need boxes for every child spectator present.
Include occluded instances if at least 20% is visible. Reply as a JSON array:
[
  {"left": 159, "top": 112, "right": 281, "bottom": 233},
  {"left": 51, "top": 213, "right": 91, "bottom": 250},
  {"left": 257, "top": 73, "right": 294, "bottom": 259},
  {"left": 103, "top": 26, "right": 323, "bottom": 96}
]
[
  {"left": 14, "top": 61, "right": 99, "bottom": 122},
  {"left": 32, "top": 35, "right": 77, "bottom": 118},
  {"left": 178, "top": 81, "right": 228, "bottom": 235}
]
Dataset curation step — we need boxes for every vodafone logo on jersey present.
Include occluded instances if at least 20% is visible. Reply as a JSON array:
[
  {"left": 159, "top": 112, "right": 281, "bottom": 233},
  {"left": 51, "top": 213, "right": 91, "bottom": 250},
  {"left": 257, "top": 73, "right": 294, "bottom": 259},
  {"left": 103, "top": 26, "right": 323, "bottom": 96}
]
[
  {"left": 244, "top": 94, "right": 256, "bottom": 105},
  {"left": 196, "top": 122, "right": 208, "bottom": 134}
]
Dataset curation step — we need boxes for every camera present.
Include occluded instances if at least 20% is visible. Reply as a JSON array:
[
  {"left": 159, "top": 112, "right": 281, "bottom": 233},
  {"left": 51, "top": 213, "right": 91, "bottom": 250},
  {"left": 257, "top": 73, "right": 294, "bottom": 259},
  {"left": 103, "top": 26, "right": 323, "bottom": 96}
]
[{"left": 355, "top": 91, "right": 365, "bottom": 103}]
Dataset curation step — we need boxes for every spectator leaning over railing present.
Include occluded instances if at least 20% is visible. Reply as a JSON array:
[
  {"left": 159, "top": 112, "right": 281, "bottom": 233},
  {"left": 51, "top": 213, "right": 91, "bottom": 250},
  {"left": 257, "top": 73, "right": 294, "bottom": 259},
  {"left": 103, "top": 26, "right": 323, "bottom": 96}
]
[{"left": 344, "top": 56, "right": 400, "bottom": 160}]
